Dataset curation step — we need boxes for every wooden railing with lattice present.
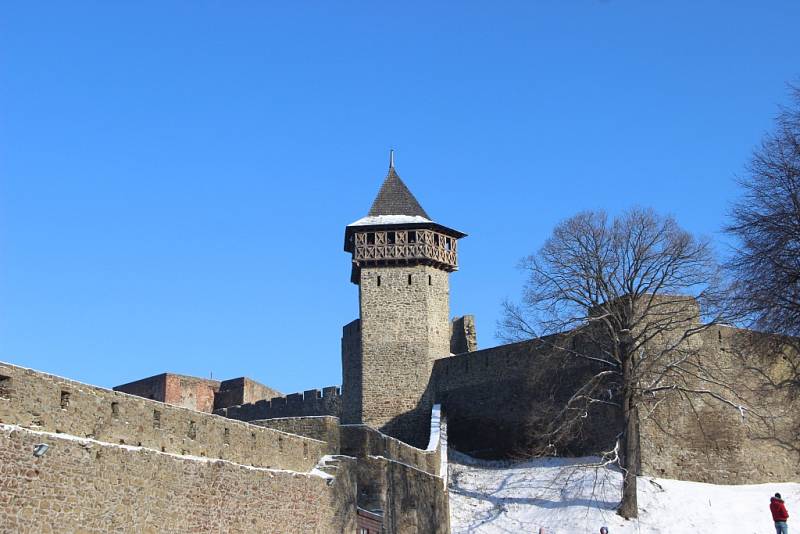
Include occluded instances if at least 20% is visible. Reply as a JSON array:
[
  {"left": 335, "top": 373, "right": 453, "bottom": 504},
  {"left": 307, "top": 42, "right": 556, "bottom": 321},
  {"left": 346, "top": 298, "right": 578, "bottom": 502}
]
[{"left": 351, "top": 229, "right": 458, "bottom": 270}]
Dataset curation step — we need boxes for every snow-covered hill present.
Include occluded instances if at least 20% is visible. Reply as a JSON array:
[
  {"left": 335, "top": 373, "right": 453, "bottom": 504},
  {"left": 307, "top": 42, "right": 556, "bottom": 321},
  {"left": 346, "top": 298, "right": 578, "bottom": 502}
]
[{"left": 449, "top": 451, "right": 799, "bottom": 533}]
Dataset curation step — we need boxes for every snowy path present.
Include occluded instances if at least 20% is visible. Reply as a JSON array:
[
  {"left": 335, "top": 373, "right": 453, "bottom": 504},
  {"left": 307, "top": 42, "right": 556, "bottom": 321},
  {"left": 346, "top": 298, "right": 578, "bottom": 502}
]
[{"left": 448, "top": 451, "right": 799, "bottom": 533}]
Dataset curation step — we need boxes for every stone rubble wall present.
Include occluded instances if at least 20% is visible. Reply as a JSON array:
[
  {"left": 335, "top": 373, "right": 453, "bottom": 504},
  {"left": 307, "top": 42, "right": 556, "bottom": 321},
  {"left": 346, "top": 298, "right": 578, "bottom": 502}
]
[
  {"left": 340, "top": 423, "right": 441, "bottom": 477},
  {"left": 433, "top": 336, "right": 621, "bottom": 458},
  {"left": 339, "top": 405, "right": 450, "bottom": 533},
  {"left": 0, "top": 423, "right": 357, "bottom": 533},
  {"left": 450, "top": 315, "right": 477, "bottom": 354},
  {"left": 0, "top": 361, "right": 328, "bottom": 472},
  {"left": 361, "top": 455, "right": 450, "bottom": 534},
  {"left": 432, "top": 324, "right": 800, "bottom": 485},
  {"left": 340, "top": 318, "right": 363, "bottom": 425},
  {"left": 356, "top": 265, "right": 451, "bottom": 447},
  {"left": 638, "top": 326, "right": 800, "bottom": 484},
  {"left": 252, "top": 416, "right": 341, "bottom": 454}
]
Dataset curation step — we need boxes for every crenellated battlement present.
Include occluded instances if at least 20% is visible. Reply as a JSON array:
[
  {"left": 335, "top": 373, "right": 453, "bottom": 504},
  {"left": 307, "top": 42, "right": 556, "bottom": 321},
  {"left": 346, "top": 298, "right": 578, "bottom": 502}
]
[{"left": 215, "top": 385, "right": 342, "bottom": 422}]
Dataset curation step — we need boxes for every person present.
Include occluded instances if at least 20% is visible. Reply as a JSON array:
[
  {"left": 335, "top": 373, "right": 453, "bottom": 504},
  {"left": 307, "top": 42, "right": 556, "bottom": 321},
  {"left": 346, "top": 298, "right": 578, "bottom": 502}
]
[
  {"left": 600, "top": 527, "right": 609, "bottom": 534},
  {"left": 771, "top": 492, "right": 789, "bottom": 534}
]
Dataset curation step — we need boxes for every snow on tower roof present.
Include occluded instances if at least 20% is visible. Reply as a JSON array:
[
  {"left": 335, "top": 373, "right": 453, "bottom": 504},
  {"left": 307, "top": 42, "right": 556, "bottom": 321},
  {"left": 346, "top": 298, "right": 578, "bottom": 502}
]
[{"left": 347, "top": 214, "right": 433, "bottom": 226}]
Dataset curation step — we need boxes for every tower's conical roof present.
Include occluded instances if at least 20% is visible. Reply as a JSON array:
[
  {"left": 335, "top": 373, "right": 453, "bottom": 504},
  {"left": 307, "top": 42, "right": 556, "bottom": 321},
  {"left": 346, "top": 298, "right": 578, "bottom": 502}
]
[
  {"left": 367, "top": 167, "right": 430, "bottom": 219},
  {"left": 345, "top": 157, "right": 465, "bottom": 249}
]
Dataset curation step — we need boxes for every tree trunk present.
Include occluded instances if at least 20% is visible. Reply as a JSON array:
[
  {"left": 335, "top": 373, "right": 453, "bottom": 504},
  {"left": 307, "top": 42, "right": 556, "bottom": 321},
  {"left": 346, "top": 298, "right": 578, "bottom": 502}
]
[
  {"left": 618, "top": 402, "right": 640, "bottom": 518},
  {"left": 618, "top": 346, "right": 640, "bottom": 519}
]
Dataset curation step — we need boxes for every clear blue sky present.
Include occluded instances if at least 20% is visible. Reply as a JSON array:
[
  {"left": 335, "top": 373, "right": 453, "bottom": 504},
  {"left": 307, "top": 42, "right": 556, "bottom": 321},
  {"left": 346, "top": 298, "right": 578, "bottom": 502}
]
[{"left": 1, "top": 2, "right": 798, "bottom": 393}]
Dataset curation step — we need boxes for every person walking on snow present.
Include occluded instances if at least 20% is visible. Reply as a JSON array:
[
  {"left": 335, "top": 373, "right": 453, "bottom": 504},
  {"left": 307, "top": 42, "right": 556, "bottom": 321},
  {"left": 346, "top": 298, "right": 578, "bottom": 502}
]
[{"left": 771, "top": 492, "right": 789, "bottom": 534}]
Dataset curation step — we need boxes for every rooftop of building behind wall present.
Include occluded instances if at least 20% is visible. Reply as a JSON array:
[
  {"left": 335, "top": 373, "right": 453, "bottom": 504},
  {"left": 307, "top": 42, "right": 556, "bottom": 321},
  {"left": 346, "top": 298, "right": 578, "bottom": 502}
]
[{"left": 113, "top": 371, "right": 284, "bottom": 413}]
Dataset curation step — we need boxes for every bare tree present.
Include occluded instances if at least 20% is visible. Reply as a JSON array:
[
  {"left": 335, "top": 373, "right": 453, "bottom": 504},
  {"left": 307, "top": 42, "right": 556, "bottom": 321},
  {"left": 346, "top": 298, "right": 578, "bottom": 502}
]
[
  {"left": 500, "top": 207, "right": 741, "bottom": 518},
  {"left": 726, "top": 85, "right": 800, "bottom": 337}
]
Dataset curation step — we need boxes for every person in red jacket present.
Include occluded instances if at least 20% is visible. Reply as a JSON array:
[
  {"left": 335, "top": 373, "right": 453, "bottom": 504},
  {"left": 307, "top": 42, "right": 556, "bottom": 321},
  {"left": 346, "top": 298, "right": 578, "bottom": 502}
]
[{"left": 771, "top": 492, "right": 790, "bottom": 534}]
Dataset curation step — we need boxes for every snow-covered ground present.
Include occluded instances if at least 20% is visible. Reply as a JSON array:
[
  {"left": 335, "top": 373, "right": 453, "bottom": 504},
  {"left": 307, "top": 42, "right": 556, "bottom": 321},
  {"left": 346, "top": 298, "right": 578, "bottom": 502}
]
[{"left": 449, "top": 451, "right": 799, "bottom": 533}]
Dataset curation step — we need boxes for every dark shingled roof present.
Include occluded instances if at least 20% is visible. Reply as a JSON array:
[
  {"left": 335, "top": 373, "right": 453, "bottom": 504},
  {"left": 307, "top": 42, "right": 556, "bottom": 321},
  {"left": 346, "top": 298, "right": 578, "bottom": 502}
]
[{"left": 367, "top": 167, "right": 430, "bottom": 218}]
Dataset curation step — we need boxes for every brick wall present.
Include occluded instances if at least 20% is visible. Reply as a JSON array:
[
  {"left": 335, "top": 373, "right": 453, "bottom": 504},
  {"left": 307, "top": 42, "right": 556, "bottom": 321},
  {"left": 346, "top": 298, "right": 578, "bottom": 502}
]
[{"left": 114, "top": 373, "right": 222, "bottom": 413}]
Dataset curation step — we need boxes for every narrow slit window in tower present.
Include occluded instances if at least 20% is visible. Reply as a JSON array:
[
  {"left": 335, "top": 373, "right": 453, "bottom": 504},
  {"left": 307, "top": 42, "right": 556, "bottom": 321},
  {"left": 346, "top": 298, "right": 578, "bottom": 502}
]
[
  {"left": 408, "top": 274, "right": 412, "bottom": 285},
  {"left": 428, "top": 274, "right": 432, "bottom": 286},
  {"left": 377, "top": 275, "right": 381, "bottom": 287}
]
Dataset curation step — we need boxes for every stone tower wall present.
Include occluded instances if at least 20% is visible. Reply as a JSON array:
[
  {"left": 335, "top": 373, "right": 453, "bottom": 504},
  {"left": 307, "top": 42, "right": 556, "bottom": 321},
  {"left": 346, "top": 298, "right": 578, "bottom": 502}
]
[
  {"left": 341, "top": 318, "right": 363, "bottom": 425},
  {"left": 357, "top": 264, "right": 450, "bottom": 446},
  {"left": 450, "top": 315, "right": 478, "bottom": 354}
]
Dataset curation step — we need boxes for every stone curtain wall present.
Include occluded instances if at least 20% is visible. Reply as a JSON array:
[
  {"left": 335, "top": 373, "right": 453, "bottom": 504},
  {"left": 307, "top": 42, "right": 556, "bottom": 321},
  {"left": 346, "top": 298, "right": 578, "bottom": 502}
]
[
  {"left": 432, "top": 337, "right": 621, "bottom": 458},
  {"left": 216, "top": 386, "right": 341, "bottom": 421},
  {"left": 434, "top": 326, "right": 800, "bottom": 485},
  {"left": 363, "top": 456, "right": 450, "bottom": 534},
  {"left": 340, "top": 405, "right": 450, "bottom": 534},
  {"left": 0, "top": 424, "right": 357, "bottom": 533},
  {"left": 638, "top": 326, "right": 800, "bottom": 484},
  {"left": 358, "top": 265, "right": 451, "bottom": 447},
  {"left": 253, "top": 412, "right": 452, "bottom": 534},
  {"left": 253, "top": 416, "right": 341, "bottom": 453},
  {"left": 340, "top": 424, "right": 442, "bottom": 476},
  {"left": 0, "top": 362, "right": 327, "bottom": 472}
]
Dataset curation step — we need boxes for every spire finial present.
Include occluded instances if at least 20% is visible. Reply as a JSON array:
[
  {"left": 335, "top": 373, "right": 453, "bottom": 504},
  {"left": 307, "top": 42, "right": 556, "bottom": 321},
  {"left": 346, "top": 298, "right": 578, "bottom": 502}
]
[{"left": 389, "top": 149, "right": 395, "bottom": 169}]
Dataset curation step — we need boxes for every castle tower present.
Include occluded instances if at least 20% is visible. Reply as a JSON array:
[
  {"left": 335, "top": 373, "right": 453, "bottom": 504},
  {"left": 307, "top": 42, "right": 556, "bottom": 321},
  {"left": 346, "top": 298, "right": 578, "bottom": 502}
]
[{"left": 341, "top": 155, "right": 465, "bottom": 446}]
